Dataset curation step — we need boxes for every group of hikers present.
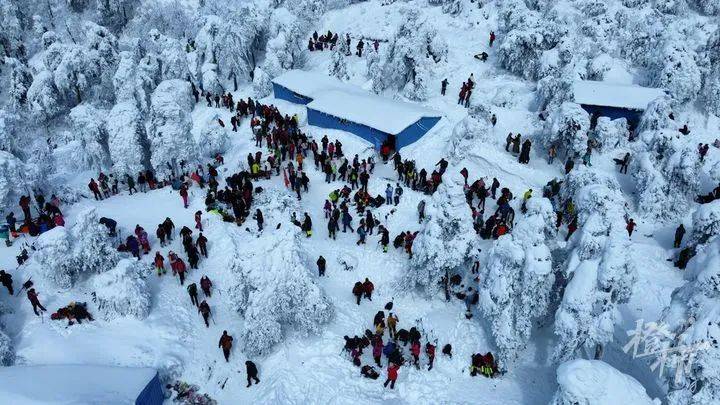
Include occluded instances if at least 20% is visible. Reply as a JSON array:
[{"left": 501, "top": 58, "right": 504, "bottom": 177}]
[
  {"left": 5, "top": 193, "right": 63, "bottom": 241},
  {"left": 307, "top": 31, "right": 380, "bottom": 57},
  {"left": 343, "top": 301, "right": 497, "bottom": 389}
]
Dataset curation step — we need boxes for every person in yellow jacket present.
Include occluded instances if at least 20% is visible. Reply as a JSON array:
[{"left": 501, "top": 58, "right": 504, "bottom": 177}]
[{"left": 521, "top": 189, "right": 532, "bottom": 213}]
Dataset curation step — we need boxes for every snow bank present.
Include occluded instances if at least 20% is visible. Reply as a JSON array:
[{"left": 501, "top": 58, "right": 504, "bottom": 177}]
[
  {"left": 572, "top": 81, "right": 666, "bottom": 110},
  {"left": 552, "top": 359, "right": 658, "bottom": 404},
  {"left": 0, "top": 365, "right": 162, "bottom": 404}
]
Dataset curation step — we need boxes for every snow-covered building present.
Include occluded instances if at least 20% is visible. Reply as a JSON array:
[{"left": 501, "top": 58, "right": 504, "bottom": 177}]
[
  {"left": 572, "top": 81, "right": 665, "bottom": 127},
  {"left": 272, "top": 70, "right": 442, "bottom": 150},
  {"left": 0, "top": 365, "right": 164, "bottom": 404}
]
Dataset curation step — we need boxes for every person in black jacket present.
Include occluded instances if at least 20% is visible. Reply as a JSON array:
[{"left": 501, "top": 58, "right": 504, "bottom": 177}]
[
  {"left": 246, "top": 361, "right": 260, "bottom": 387},
  {"left": 317, "top": 255, "right": 326, "bottom": 276}
]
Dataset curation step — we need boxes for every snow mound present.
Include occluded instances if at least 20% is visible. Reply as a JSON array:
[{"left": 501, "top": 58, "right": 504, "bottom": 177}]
[{"left": 552, "top": 359, "right": 659, "bottom": 405}]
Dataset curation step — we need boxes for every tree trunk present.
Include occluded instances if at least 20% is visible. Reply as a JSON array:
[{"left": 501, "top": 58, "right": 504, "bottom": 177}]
[
  {"left": 594, "top": 343, "right": 604, "bottom": 360},
  {"left": 444, "top": 269, "right": 450, "bottom": 301}
]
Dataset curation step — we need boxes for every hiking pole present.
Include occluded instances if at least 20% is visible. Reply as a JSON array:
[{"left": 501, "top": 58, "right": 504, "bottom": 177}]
[{"left": 210, "top": 313, "right": 217, "bottom": 325}]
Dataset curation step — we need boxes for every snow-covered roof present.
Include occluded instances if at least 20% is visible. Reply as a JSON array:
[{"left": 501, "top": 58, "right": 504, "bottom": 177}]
[
  {"left": 307, "top": 90, "right": 441, "bottom": 135},
  {"left": 273, "top": 70, "right": 441, "bottom": 135},
  {"left": 0, "top": 365, "right": 158, "bottom": 404},
  {"left": 572, "top": 81, "right": 665, "bottom": 111},
  {"left": 272, "top": 70, "right": 358, "bottom": 99}
]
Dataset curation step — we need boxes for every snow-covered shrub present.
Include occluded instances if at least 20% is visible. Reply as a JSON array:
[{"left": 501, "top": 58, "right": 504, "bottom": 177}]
[
  {"left": 199, "top": 114, "right": 230, "bottom": 158},
  {"left": 0, "top": 327, "right": 13, "bottom": 366},
  {"left": 551, "top": 360, "right": 658, "bottom": 404},
  {"left": 68, "top": 104, "right": 112, "bottom": 172},
  {"left": 372, "top": 8, "right": 447, "bottom": 100},
  {"left": 496, "top": 0, "right": 562, "bottom": 80},
  {"left": 553, "top": 223, "right": 636, "bottom": 362},
  {"left": 26, "top": 70, "right": 64, "bottom": 122},
  {"left": 446, "top": 103, "right": 492, "bottom": 161},
  {"left": 690, "top": 201, "right": 720, "bottom": 244},
  {"left": 478, "top": 198, "right": 555, "bottom": 370},
  {"left": 92, "top": 259, "right": 152, "bottom": 320},
  {"left": 32, "top": 207, "right": 121, "bottom": 289},
  {"left": 148, "top": 79, "right": 196, "bottom": 178},
  {"left": 637, "top": 96, "right": 674, "bottom": 134},
  {"left": 252, "top": 67, "right": 273, "bottom": 98},
  {"left": 7, "top": 59, "right": 33, "bottom": 110},
  {"left": 408, "top": 182, "right": 475, "bottom": 294},
  {"left": 70, "top": 207, "right": 121, "bottom": 276},
  {"left": 200, "top": 63, "right": 223, "bottom": 95},
  {"left": 593, "top": 117, "right": 629, "bottom": 151},
  {"left": 544, "top": 102, "right": 591, "bottom": 157},
  {"left": 32, "top": 227, "right": 76, "bottom": 289},
  {"left": 227, "top": 189, "right": 333, "bottom": 356},
  {"left": 0, "top": 151, "right": 34, "bottom": 210},
  {"left": 702, "top": 67, "right": 720, "bottom": 116},
  {"left": 656, "top": 42, "right": 702, "bottom": 106},
  {"left": 328, "top": 38, "right": 349, "bottom": 81},
  {"left": 107, "top": 100, "right": 151, "bottom": 177}
]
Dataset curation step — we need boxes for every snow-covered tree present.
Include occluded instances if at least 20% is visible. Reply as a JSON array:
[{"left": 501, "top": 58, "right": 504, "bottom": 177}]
[
  {"left": 68, "top": 104, "right": 111, "bottom": 172},
  {"left": 148, "top": 79, "right": 196, "bottom": 178},
  {"left": 252, "top": 67, "right": 273, "bottom": 98},
  {"left": 107, "top": 100, "right": 151, "bottom": 176},
  {"left": 200, "top": 63, "right": 222, "bottom": 95},
  {"left": 227, "top": 189, "right": 333, "bottom": 356},
  {"left": 147, "top": 30, "right": 190, "bottom": 81},
  {"left": 70, "top": 207, "right": 121, "bottom": 276},
  {"left": 702, "top": 67, "right": 720, "bottom": 116},
  {"left": 7, "top": 58, "right": 33, "bottom": 110},
  {"left": 371, "top": 8, "right": 447, "bottom": 99},
  {"left": 96, "top": 0, "right": 138, "bottom": 32},
  {"left": 655, "top": 42, "right": 702, "bottom": 105},
  {"left": 32, "top": 226, "right": 76, "bottom": 289},
  {"left": 551, "top": 360, "right": 657, "bottom": 404},
  {"left": 0, "top": 150, "right": 34, "bottom": 210},
  {"left": 92, "top": 258, "right": 151, "bottom": 320},
  {"left": 496, "top": 0, "right": 563, "bottom": 80},
  {"left": 446, "top": 103, "right": 492, "bottom": 161},
  {"left": 408, "top": 182, "right": 475, "bottom": 294},
  {"left": 544, "top": 102, "right": 591, "bottom": 157},
  {"left": 593, "top": 117, "right": 629, "bottom": 151},
  {"left": 328, "top": 40, "right": 349, "bottom": 81},
  {"left": 0, "top": 326, "right": 13, "bottom": 366},
  {"left": 478, "top": 198, "right": 555, "bottom": 370},
  {"left": 215, "top": 6, "right": 269, "bottom": 89},
  {"left": 690, "top": 0, "right": 720, "bottom": 15},
  {"left": 199, "top": 114, "right": 229, "bottom": 158},
  {"left": 637, "top": 96, "right": 674, "bottom": 134},
  {"left": 690, "top": 200, "right": 720, "bottom": 244},
  {"left": 26, "top": 70, "right": 63, "bottom": 122}
]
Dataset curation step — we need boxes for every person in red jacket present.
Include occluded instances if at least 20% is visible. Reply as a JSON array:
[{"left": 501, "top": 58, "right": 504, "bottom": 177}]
[
  {"left": 179, "top": 184, "right": 189, "bottom": 208},
  {"left": 200, "top": 275, "right": 212, "bottom": 297},
  {"left": 352, "top": 282, "right": 363, "bottom": 305},
  {"left": 384, "top": 363, "right": 399, "bottom": 389},
  {"left": 626, "top": 218, "right": 636, "bottom": 238},
  {"left": 489, "top": 31, "right": 496, "bottom": 47},
  {"left": 172, "top": 256, "right": 187, "bottom": 285},
  {"left": 460, "top": 167, "right": 469, "bottom": 185},
  {"left": 88, "top": 179, "right": 102, "bottom": 200},
  {"left": 362, "top": 278, "right": 374, "bottom": 301},
  {"left": 219, "top": 330, "right": 233, "bottom": 362},
  {"left": 426, "top": 343, "right": 436, "bottom": 370},
  {"left": 410, "top": 341, "right": 421, "bottom": 367},
  {"left": 27, "top": 288, "right": 47, "bottom": 316}
]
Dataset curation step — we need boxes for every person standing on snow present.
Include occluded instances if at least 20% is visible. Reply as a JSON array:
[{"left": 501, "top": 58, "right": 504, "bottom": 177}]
[
  {"left": 255, "top": 209, "right": 264, "bottom": 232},
  {"left": 384, "top": 363, "right": 399, "bottom": 389},
  {"left": 246, "top": 361, "right": 260, "bottom": 387},
  {"left": 179, "top": 184, "right": 189, "bottom": 208},
  {"left": 27, "top": 288, "right": 47, "bottom": 315},
  {"left": 219, "top": 331, "right": 233, "bottom": 362},
  {"left": 0, "top": 270, "right": 13, "bottom": 295},
  {"left": 200, "top": 275, "right": 212, "bottom": 297},
  {"left": 163, "top": 217, "right": 175, "bottom": 241},
  {"left": 626, "top": 218, "right": 636, "bottom": 238},
  {"left": 426, "top": 342, "right": 436, "bottom": 370},
  {"left": 385, "top": 184, "right": 393, "bottom": 205},
  {"left": 198, "top": 300, "right": 211, "bottom": 327},
  {"left": 196, "top": 233, "right": 208, "bottom": 258},
  {"left": 441, "top": 78, "right": 448, "bottom": 96},
  {"left": 363, "top": 278, "right": 374, "bottom": 301},
  {"left": 154, "top": 252, "right": 166, "bottom": 276},
  {"left": 195, "top": 211, "right": 203, "bottom": 231},
  {"left": 302, "top": 213, "right": 313, "bottom": 237},
  {"left": 317, "top": 255, "right": 326, "bottom": 276},
  {"left": 187, "top": 283, "right": 199, "bottom": 307},
  {"left": 352, "top": 282, "right": 364, "bottom": 305},
  {"left": 674, "top": 224, "right": 685, "bottom": 248}
]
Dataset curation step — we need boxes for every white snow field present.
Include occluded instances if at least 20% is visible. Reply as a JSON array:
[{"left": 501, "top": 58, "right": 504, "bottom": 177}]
[{"left": 0, "top": 0, "right": 719, "bottom": 404}]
